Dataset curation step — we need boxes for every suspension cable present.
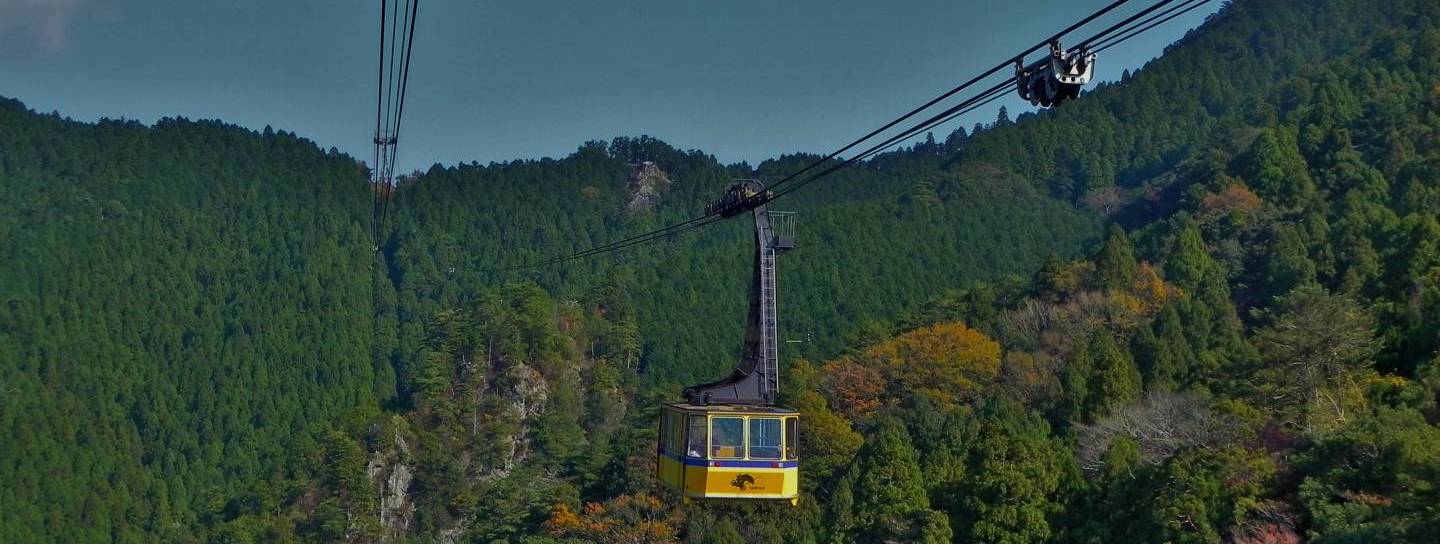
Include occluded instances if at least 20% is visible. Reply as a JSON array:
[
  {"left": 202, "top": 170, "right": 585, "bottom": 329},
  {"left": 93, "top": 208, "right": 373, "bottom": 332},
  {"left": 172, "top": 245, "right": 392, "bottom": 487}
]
[
  {"left": 765, "top": 0, "right": 1201, "bottom": 203},
  {"left": 1094, "top": 0, "right": 1215, "bottom": 54},
  {"left": 497, "top": 0, "right": 1206, "bottom": 271},
  {"left": 372, "top": 0, "right": 420, "bottom": 250}
]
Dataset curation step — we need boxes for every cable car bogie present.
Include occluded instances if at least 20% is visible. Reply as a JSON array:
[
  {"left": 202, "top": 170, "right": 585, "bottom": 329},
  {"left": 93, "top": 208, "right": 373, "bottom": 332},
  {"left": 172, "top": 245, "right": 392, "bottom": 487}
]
[{"left": 1016, "top": 41, "right": 1096, "bottom": 108}]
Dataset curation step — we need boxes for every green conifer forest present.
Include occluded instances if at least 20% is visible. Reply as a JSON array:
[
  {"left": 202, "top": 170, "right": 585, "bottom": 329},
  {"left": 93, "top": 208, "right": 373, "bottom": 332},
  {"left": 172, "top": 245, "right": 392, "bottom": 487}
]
[{"left": 2, "top": 0, "right": 1439, "bottom": 542}]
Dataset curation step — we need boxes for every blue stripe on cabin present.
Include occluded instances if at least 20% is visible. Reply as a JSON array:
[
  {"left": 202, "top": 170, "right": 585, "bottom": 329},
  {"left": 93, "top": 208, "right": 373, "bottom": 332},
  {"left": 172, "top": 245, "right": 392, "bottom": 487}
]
[{"left": 659, "top": 448, "right": 798, "bottom": 468}]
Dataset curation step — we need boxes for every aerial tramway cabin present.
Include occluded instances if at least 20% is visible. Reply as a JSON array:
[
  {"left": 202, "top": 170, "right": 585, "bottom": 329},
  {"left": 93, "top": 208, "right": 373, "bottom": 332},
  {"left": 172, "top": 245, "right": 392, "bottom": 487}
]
[
  {"left": 656, "top": 180, "right": 800, "bottom": 505},
  {"left": 657, "top": 403, "right": 799, "bottom": 504},
  {"left": 652, "top": 29, "right": 1107, "bottom": 507}
]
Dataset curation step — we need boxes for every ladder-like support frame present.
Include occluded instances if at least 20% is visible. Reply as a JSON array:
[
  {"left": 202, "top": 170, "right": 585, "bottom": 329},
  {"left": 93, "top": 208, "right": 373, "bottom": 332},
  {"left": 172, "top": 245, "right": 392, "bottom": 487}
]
[{"left": 684, "top": 182, "right": 794, "bottom": 406}]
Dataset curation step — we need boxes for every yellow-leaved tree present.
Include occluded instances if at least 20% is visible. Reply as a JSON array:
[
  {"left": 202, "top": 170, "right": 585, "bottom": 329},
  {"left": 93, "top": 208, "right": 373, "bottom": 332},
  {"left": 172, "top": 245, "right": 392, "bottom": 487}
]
[{"left": 855, "top": 322, "right": 1002, "bottom": 409}]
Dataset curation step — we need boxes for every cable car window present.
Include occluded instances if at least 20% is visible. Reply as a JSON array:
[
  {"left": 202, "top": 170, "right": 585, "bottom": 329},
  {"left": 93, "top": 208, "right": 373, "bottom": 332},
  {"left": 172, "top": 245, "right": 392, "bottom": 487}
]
[
  {"left": 673, "top": 414, "right": 685, "bottom": 452},
  {"left": 710, "top": 417, "right": 744, "bottom": 459},
  {"left": 672, "top": 413, "right": 683, "bottom": 452},
  {"left": 749, "top": 418, "right": 782, "bottom": 460},
  {"left": 785, "top": 417, "right": 798, "bottom": 460},
  {"left": 664, "top": 411, "right": 680, "bottom": 452},
  {"left": 686, "top": 415, "right": 707, "bottom": 458}
]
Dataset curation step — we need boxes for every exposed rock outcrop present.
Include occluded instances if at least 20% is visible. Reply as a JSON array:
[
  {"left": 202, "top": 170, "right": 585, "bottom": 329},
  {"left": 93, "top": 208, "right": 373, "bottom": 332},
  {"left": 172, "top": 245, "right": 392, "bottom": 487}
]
[
  {"left": 367, "top": 419, "right": 415, "bottom": 542},
  {"left": 624, "top": 161, "right": 671, "bottom": 214}
]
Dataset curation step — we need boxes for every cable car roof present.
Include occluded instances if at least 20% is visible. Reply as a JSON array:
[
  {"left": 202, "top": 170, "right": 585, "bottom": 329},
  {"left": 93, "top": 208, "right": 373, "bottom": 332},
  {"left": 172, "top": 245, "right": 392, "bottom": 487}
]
[{"left": 663, "top": 402, "right": 799, "bottom": 415}]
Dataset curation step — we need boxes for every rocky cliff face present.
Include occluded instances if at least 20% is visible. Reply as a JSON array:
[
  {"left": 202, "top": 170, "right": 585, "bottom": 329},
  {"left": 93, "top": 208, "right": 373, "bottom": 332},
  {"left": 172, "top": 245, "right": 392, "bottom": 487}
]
[
  {"left": 360, "top": 358, "right": 554, "bottom": 542},
  {"left": 246, "top": 287, "right": 635, "bottom": 542},
  {"left": 624, "top": 161, "right": 671, "bottom": 214},
  {"left": 366, "top": 418, "right": 415, "bottom": 541}
]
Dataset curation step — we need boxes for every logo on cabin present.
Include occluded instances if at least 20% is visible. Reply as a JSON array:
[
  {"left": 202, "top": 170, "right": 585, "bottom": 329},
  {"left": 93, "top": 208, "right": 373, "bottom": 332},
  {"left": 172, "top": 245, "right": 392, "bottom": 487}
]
[{"left": 730, "top": 474, "right": 756, "bottom": 490}]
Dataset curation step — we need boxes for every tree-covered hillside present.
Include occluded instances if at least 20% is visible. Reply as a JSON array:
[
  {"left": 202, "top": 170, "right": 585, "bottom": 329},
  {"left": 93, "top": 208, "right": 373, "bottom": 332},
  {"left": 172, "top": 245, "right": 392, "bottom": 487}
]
[
  {"left": 2, "top": 0, "right": 1439, "bottom": 541},
  {"left": 375, "top": 0, "right": 1440, "bottom": 392},
  {"left": 0, "top": 107, "right": 391, "bottom": 542},
  {"left": 381, "top": 141, "right": 1098, "bottom": 389}
]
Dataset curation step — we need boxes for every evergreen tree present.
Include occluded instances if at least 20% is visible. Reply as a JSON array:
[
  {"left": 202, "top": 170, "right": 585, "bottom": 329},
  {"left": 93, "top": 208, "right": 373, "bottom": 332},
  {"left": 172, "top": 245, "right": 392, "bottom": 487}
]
[
  {"left": 1260, "top": 223, "right": 1317, "bottom": 301},
  {"left": 1085, "top": 332, "right": 1143, "bottom": 419},
  {"left": 1168, "top": 219, "right": 1216, "bottom": 291},
  {"left": 1165, "top": 220, "right": 1255, "bottom": 384},
  {"left": 1252, "top": 286, "right": 1376, "bottom": 433},
  {"left": 1060, "top": 339, "right": 1095, "bottom": 424},
  {"left": 838, "top": 418, "right": 951, "bottom": 543},
  {"left": 1298, "top": 408, "right": 1440, "bottom": 542},
  {"left": 951, "top": 400, "right": 1067, "bottom": 544},
  {"left": 1096, "top": 225, "right": 1139, "bottom": 292},
  {"left": 1242, "top": 129, "right": 1317, "bottom": 208},
  {"left": 944, "top": 126, "right": 969, "bottom": 152},
  {"left": 1140, "top": 302, "right": 1198, "bottom": 390}
]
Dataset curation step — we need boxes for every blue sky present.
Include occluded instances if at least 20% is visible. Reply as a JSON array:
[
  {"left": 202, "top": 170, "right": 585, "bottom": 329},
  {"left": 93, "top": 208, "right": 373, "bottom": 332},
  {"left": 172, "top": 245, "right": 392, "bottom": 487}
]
[{"left": 0, "top": 0, "right": 1222, "bottom": 172}]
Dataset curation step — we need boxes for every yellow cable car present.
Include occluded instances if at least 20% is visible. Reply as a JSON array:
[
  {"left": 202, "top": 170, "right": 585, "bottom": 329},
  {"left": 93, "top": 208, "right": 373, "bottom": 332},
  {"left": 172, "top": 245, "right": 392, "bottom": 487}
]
[
  {"left": 657, "top": 180, "right": 801, "bottom": 505},
  {"left": 657, "top": 404, "right": 799, "bottom": 504}
]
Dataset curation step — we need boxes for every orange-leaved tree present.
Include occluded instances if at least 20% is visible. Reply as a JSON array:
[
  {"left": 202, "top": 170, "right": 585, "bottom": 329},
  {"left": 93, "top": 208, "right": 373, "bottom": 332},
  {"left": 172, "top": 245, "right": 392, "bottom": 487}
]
[
  {"left": 545, "top": 493, "right": 682, "bottom": 544},
  {"left": 833, "top": 322, "right": 1002, "bottom": 411}
]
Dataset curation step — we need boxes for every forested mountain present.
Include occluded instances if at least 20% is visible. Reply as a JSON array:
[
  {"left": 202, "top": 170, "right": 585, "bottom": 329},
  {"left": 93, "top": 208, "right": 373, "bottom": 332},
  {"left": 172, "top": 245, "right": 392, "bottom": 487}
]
[
  {"left": 2, "top": 0, "right": 1439, "bottom": 542},
  {"left": 381, "top": 138, "right": 1097, "bottom": 390},
  {"left": 0, "top": 108, "right": 389, "bottom": 541}
]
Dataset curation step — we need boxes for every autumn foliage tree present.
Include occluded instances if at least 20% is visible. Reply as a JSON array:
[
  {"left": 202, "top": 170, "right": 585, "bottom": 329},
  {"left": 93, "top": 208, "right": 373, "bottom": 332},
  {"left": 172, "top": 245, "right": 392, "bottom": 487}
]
[
  {"left": 823, "top": 322, "right": 1002, "bottom": 422},
  {"left": 545, "top": 494, "right": 683, "bottom": 544},
  {"left": 787, "top": 359, "right": 864, "bottom": 486}
]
